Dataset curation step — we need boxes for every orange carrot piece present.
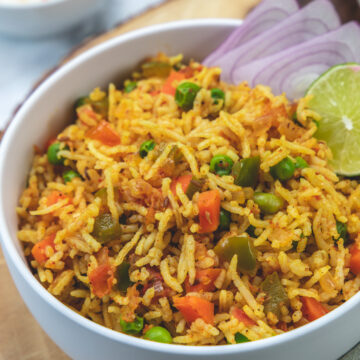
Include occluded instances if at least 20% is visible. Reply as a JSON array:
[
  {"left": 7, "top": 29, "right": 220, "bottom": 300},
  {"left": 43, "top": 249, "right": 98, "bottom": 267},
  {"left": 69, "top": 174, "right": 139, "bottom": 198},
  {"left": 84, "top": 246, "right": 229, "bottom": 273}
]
[
  {"left": 161, "top": 70, "right": 186, "bottom": 96},
  {"left": 31, "top": 233, "right": 56, "bottom": 265},
  {"left": 46, "top": 190, "right": 70, "bottom": 206},
  {"left": 173, "top": 296, "right": 214, "bottom": 325},
  {"left": 198, "top": 189, "right": 221, "bottom": 233},
  {"left": 170, "top": 174, "right": 193, "bottom": 196},
  {"left": 186, "top": 268, "right": 222, "bottom": 293},
  {"left": 86, "top": 120, "right": 121, "bottom": 146},
  {"left": 300, "top": 296, "right": 328, "bottom": 322},
  {"left": 350, "top": 244, "right": 360, "bottom": 275},
  {"left": 232, "top": 308, "right": 256, "bottom": 326}
]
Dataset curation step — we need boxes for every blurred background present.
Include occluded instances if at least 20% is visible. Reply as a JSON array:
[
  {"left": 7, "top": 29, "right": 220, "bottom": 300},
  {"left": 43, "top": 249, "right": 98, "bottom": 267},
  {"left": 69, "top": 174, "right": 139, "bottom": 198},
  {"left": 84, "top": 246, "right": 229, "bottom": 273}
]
[{"left": 0, "top": 0, "right": 359, "bottom": 359}]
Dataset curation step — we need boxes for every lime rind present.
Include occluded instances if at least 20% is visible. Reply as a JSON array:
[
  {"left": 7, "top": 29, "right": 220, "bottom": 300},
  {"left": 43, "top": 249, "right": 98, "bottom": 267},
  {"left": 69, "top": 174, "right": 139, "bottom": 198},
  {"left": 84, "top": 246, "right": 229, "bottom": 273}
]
[{"left": 306, "top": 63, "right": 360, "bottom": 176}]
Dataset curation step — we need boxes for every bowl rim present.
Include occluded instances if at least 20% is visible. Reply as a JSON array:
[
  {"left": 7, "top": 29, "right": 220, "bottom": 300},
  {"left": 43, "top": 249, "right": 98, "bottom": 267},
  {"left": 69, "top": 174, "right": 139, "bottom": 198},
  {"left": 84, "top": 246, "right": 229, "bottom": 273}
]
[{"left": 1, "top": 17, "right": 359, "bottom": 355}]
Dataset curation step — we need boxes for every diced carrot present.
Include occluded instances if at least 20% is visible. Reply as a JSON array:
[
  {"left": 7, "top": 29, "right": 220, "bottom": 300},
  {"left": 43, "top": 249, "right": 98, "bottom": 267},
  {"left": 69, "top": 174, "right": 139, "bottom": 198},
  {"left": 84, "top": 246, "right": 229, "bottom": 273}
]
[
  {"left": 350, "top": 244, "right": 360, "bottom": 275},
  {"left": 161, "top": 70, "right": 186, "bottom": 96},
  {"left": 89, "top": 247, "right": 114, "bottom": 298},
  {"left": 173, "top": 296, "right": 214, "bottom": 325},
  {"left": 300, "top": 296, "right": 328, "bottom": 322},
  {"left": 198, "top": 189, "right": 221, "bottom": 233},
  {"left": 170, "top": 174, "right": 193, "bottom": 196},
  {"left": 185, "top": 268, "right": 222, "bottom": 293},
  {"left": 31, "top": 233, "right": 56, "bottom": 265},
  {"left": 46, "top": 190, "right": 70, "bottom": 206},
  {"left": 232, "top": 308, "right": 256, "bottom": 326},
  {"left": 86, "top": 120, "right": 121, "bottom": 146}
]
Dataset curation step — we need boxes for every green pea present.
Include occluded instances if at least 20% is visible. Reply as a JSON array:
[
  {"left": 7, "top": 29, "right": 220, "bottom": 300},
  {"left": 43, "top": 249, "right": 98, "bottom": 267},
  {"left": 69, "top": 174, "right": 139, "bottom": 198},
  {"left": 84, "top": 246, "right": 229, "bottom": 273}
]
[
  {"left": 175, "top": 82, "right": 201, "bottom": 111},
  {"left": 294, "top": 156, "right": 309, "bottom": 169},
  {"left": 211, "top": 88, "right": 225, "bottom": 105},
  {"left": 144, "top": 326, "right": 172, "bottom": 343},
  {"left": 218, "top": 208, "right": 231, "bottom": 231},
  {"left": 253, "top": 192, "right": 284, "bottom": 214},
  {"left": 124, "top": 81, "right": 137, "bottom": 93},
  {"left": 139, "top": 140, "right": 156, "bottom": 158},
  {"left": 270, "top": 157, "right": 295, "bottom": 181},
  {"left": 232, "top": 156, "right": 260, "bottom": 188},
  {"left": 214, "top": 235, "right": 256, "bottom": 272},
  {"left": 92, "top": 213, "right": 121, "bottom": 243},
  {"left": 120, "top": 316, "right": 144, "bottom": 335},
  {"left": 334, "top": 220, "right": 349, "bottom": 246},
  {"left": 142, "top": 61, "right": 172, "bottom": 78},
  {"left": 63, "top": 169, "right": 81, "bottom": 183},
  {"left": 116, "top": 262, "right": 133, "bottom": 292},
  {"left": 74, "top": 96, "right": 89, "bottom": 109},
  {"left": 210, "top": 154, "right": 234, "bottom": 176},
  {"left": 47, "top": 142, "right": 69, "bottom": 165},
  {"left": 235, "top": 332, "right": 250, "bottom": 343}
]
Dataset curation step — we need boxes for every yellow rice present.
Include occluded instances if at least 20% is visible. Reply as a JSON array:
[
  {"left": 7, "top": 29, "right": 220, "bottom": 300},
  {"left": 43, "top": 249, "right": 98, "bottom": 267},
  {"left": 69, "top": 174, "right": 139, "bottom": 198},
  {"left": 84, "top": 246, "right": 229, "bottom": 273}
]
[{"left": 17, "top": 53, "right": 360, "bottom": 345}]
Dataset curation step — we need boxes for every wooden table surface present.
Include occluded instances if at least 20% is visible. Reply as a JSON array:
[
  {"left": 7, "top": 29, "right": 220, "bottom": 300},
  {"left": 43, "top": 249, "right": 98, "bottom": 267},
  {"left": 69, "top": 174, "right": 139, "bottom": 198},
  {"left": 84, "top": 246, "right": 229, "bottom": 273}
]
[{"left": 0, "top": 0, "right": 359, "bottom": 359}]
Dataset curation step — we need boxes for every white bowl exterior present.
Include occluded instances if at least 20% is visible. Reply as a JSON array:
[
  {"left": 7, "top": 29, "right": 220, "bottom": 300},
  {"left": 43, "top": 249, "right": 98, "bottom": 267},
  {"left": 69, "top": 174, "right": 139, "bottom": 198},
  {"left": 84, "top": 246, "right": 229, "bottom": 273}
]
[
  {"left": 0, "top": 0, "right": 103, "bottom": 38},
  {"left": 1, "top": 19, "right": 360, "bottom": 360}
]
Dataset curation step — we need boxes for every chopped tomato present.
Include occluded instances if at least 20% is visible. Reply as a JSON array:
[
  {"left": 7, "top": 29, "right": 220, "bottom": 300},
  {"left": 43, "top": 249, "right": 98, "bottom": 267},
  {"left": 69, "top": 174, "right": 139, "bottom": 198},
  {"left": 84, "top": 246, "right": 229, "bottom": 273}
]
[
  {"left": 198, "top": 190, "right": 221, "bottom": 233},
  {"left": 161, "top": 70, "right": 186, "bottom": 96},
  {"left": 185, "top": 268, "right": 222, "bottom": 293},
  {"left": 232, "top": 308, "right": 256, "bottom": 326},
  {"left": 350, "top": 244, "right": 360, "bottom": 275},
  {"left": 300, "top": 296, "right": 328, "bottom": 322},
  {"left": 89, "top": 264, "right": 114, "bottom": 298},
  {"left": 173, "top": 296, "right": 214, "bottom": 325},
  {"left": 89, "top": 247, "right": 114, "bottom": 298},
  {"left": 278, "top": 321, "right": 288, "bottom": 332},
  {"left": 44, "top": 137, "right": 56, "bottom": 152},
  {"left": 149, "top": 90, "right": 160, "bottom": 96},
  {"left": 31, "top": 233, "right": 56, "bottom": 265},
  {"left": 46, "top": 191, "right": 70, "bottom": 206},
  {"left": 86, "top": 120, "right": 121, "bottom": 146},
  {"left": 178, "top": 66, "right": 195, "bottom": 78},
  {"left": 170, "top": 174, "right": 192, "bottom": 196}
]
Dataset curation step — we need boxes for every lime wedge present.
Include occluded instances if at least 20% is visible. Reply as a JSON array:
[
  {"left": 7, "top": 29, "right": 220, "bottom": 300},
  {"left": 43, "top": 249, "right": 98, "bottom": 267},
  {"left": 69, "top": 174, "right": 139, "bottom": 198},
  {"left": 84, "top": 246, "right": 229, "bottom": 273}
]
[{"left": 306, "top": 63, "right": 360, "bottom": 176}]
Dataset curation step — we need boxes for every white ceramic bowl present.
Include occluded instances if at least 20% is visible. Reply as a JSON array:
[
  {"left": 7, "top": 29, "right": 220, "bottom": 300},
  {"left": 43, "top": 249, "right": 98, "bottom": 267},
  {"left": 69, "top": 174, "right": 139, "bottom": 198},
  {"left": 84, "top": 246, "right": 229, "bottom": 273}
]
[
  {"left": 0, "top": 0, "right": 103, "bottom": 38},
  {"left": 0, "top": 19, "right": 360, "bottom": 360}
]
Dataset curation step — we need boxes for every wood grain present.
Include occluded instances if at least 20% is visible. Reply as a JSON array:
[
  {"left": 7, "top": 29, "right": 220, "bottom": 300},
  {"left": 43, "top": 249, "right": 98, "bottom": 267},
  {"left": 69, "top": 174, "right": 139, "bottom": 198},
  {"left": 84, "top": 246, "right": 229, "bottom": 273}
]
[{"left": 0, "top": 0, "right": 260, "bottom": 359}]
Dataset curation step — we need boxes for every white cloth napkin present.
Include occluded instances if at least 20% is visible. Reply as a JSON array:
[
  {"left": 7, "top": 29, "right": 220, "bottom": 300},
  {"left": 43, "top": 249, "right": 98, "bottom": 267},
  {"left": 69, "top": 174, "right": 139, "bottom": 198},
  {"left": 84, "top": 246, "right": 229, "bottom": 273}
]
[{"left": 0, "top": 0, "right": 163, "bottom": 129}]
